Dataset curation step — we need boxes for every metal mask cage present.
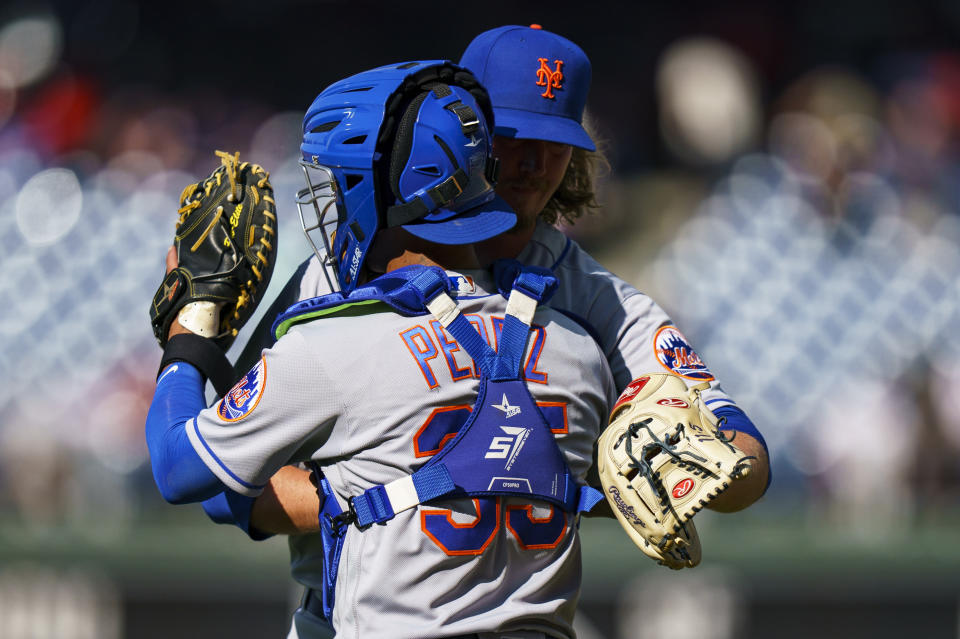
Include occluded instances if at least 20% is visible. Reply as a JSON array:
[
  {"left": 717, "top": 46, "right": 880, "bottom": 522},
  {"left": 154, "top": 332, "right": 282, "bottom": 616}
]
[{"left": 296, "top": 161, "right": 341, "bottom": 293}]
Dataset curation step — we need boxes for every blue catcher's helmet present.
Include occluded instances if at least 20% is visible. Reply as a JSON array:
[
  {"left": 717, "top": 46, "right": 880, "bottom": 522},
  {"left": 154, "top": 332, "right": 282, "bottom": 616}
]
[{"left": 297, "top": 61, "right": 513, "bottom": 293}]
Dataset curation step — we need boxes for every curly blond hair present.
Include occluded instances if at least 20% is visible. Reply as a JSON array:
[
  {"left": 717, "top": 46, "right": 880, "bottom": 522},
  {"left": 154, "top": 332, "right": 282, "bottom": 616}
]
[{"left": 539, "top": 115, "right": 609, "bottom": 225}]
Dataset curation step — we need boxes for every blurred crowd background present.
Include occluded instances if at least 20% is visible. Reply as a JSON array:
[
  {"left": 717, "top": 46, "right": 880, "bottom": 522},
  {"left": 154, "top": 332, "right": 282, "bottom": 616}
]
[{"left": 2, "top": 1, "right": 960, "bottom": 637}]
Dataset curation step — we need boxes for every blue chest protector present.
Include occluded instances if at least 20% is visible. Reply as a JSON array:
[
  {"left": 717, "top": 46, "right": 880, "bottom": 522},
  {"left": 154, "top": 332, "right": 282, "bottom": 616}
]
[{"left": 273, "top": 261, "right": 604, "bottom": 624}]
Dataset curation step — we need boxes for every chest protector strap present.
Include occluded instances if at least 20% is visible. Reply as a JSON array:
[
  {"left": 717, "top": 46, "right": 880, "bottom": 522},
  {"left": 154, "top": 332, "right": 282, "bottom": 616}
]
[
  {"left": 272, "top": 265, "right": 454, "bottom": 338},
  {"left": 348, "top": 263, "right": 604, "bottom": 529},
  {"left": 303, "top": 263, "right": 603, "bottom": 624}
]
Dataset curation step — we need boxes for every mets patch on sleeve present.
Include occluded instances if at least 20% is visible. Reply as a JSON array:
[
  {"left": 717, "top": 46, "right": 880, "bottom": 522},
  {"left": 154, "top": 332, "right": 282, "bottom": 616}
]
[
  {"left": 217, "top": 357, "right": 267, "bottom": 421},
  {"left": 653, "top": 325, "right": 715, "bottom": 381}
]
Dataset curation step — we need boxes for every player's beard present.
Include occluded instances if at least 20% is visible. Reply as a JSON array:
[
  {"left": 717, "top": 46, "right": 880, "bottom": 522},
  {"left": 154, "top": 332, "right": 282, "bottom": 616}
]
[{"left": 497, "top": 178, "right": 552, "bottom": 233}]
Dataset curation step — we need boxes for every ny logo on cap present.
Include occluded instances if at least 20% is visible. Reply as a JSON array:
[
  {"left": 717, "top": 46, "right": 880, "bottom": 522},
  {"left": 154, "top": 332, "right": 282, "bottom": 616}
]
[{"left": 535, "top": 58, "right": 564, "bottom": 99}]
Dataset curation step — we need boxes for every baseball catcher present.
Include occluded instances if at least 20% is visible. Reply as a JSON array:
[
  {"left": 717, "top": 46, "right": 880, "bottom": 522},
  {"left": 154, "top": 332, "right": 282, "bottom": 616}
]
[
  {"left": 150, "top": 150, "right": 277, "bottom": 352},
  {"left": 597, "top": 372, "right": 756, "bottom": 569}
]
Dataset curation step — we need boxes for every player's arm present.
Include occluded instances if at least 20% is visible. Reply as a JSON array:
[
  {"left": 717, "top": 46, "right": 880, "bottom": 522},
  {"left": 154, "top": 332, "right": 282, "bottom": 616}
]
[
  {"left": 152, "top": 323, "right": 334, "bottom": 511},
  {"left": 250, "top": 466, "right": 322, "bottom": 534},
  {"left": 147, "top": 247, "right": 248, "bottom": 503},
  {"left": 197, "top": 257, "right": 312, "bottom": 535},
  {"left": 204, "top": 466, "right": 322, "bottom": 536},
  {"left": 147, "top": 248, "right": 243, "bottom": 502},
  {"left": 710, "top": 405, "right": 769, "bottom": 511},
  {"left": 146, "top": 360, "right": 229, "bottom": 503},
  {"left": 206, "top": 256, "right": 332, "bottom": 537},
  {"left": 574, "top": 274, "right": 772, "bottom": 508},
  {"left": 709, "top": 431, "right": 769, "bottom": 512}
]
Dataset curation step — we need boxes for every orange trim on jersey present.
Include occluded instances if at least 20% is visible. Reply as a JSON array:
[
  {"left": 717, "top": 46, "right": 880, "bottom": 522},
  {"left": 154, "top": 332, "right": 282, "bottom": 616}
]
[
  {"left": 412, "top": 404, "right": 473, "bottom": 458},
  {"left": 420, "top": 498, "right": 501, "bottom": 556},
  {"left": 430, "top": 320, "right": 473, "bottom": 383},
  {"left": 505, "top": 503, "right": 567, "bottom": 550},
  {"left": 400, "top": 324, "right": 440, "bottom": 389},
  {"left": 523, "top": 324, "right": 548, "bottom": 385},
  {"left": 535, "top": 401, "right": 568, "bottom": 434}
]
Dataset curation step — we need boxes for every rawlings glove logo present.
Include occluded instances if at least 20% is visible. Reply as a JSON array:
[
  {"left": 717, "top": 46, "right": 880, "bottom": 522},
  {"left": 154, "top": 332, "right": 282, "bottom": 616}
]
[
  {"left": 163, "top": 278, "right": 180, "bottom": 302},
  {"left": 657, "top": 398, "right": 689, "bottom": 408},
  {"left": 607, "top": 486, "right": 643, "bottom": 526},
  {"left": 611, "top": 376, "right": 651, "bottom": 413},
  {"left": 672, "top": 478, "right": 696, "bottom": 499}
]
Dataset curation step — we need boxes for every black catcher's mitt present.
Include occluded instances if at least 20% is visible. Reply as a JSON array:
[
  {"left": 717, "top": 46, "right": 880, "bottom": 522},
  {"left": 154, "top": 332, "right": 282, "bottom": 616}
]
[{"left": 150, "top": 151, "right": 277, "bottom": 349}]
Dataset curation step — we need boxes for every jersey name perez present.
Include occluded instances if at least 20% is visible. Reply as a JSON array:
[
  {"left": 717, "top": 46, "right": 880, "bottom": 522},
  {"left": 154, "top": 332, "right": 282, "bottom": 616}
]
[{"left": 401, "top": 314, "right": 549, "bottom": 389}]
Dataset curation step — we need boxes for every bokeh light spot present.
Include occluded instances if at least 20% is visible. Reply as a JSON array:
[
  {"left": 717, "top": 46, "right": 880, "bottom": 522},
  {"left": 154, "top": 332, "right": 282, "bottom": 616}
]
[
  {"left": 15, "top": 168, "right": 82, "bottom": 245},
  {"left": 0, "top": 14, "right": 62, "bottom": 88}
]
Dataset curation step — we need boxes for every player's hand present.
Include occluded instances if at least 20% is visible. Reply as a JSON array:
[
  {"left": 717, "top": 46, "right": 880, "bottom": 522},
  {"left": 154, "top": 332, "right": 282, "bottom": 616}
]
[{"left": 164, "top": 246, "right": 195, "bottom": 341}]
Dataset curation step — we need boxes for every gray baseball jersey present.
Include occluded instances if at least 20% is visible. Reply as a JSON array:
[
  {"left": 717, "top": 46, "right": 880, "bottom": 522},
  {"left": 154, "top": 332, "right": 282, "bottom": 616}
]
[
  {"left": 277, "top": 220, "right": 736, "bottom": 638},
  {"left": 515, "top": 221, "right": 734, "bottom": 410},
  {"left": 296, "top": 219, "right": 734, "bottom": 407},
  {"left": 189, "top": 268, "right": 616, "bottom": 638}
]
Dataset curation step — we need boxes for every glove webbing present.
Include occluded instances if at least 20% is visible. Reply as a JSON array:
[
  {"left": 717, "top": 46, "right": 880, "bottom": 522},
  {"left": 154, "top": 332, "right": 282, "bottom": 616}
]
[
  {"left": 616, "top": 418, "right": 718, "bottom": 546},
  {"left": 181, "top": 151, "right": 277, "bottom": 341}
]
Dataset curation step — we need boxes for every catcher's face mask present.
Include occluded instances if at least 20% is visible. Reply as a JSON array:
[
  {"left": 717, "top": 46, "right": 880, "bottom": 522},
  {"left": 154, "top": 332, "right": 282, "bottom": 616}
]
[{"left": 296, "top": 162, "right": 341, "bottom": 292}]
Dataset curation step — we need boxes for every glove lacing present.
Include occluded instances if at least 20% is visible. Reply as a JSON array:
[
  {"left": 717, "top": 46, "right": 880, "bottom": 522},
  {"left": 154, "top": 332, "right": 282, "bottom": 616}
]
[
  {"left": 219, "top": 152, "right": 276, "bottom": 338},
  {"left": 615, "top": 417, "right": 720, "bottom": 549},
  {"left": 691, "top": 392, "right": 757, "bottom": 480}
]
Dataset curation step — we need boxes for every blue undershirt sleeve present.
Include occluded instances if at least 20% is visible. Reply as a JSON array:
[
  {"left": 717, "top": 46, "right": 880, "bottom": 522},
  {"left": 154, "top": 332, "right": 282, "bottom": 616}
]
[
  {"left": 146, "top": 363, "right": 227, "bottom": 503},
  {"left": 712, "top": 405, "right": 767, "bottom": 451},
  {"left": 201, "top": 490, "right": 273, "bottom": 540}
]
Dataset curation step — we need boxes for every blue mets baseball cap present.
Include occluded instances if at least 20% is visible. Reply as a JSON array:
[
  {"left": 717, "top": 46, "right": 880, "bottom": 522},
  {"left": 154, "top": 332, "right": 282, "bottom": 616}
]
[{"left": 459, "top": 24, "right": 595, "bottom": 151}]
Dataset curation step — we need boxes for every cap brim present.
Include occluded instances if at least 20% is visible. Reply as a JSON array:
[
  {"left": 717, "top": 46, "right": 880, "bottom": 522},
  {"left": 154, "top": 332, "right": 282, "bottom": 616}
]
[
  {"left": 402, "top": 192, "right": 516, "bottom": 245},
  {"left": 493, "top": 107, "right": 596, "bottom": 151}
]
